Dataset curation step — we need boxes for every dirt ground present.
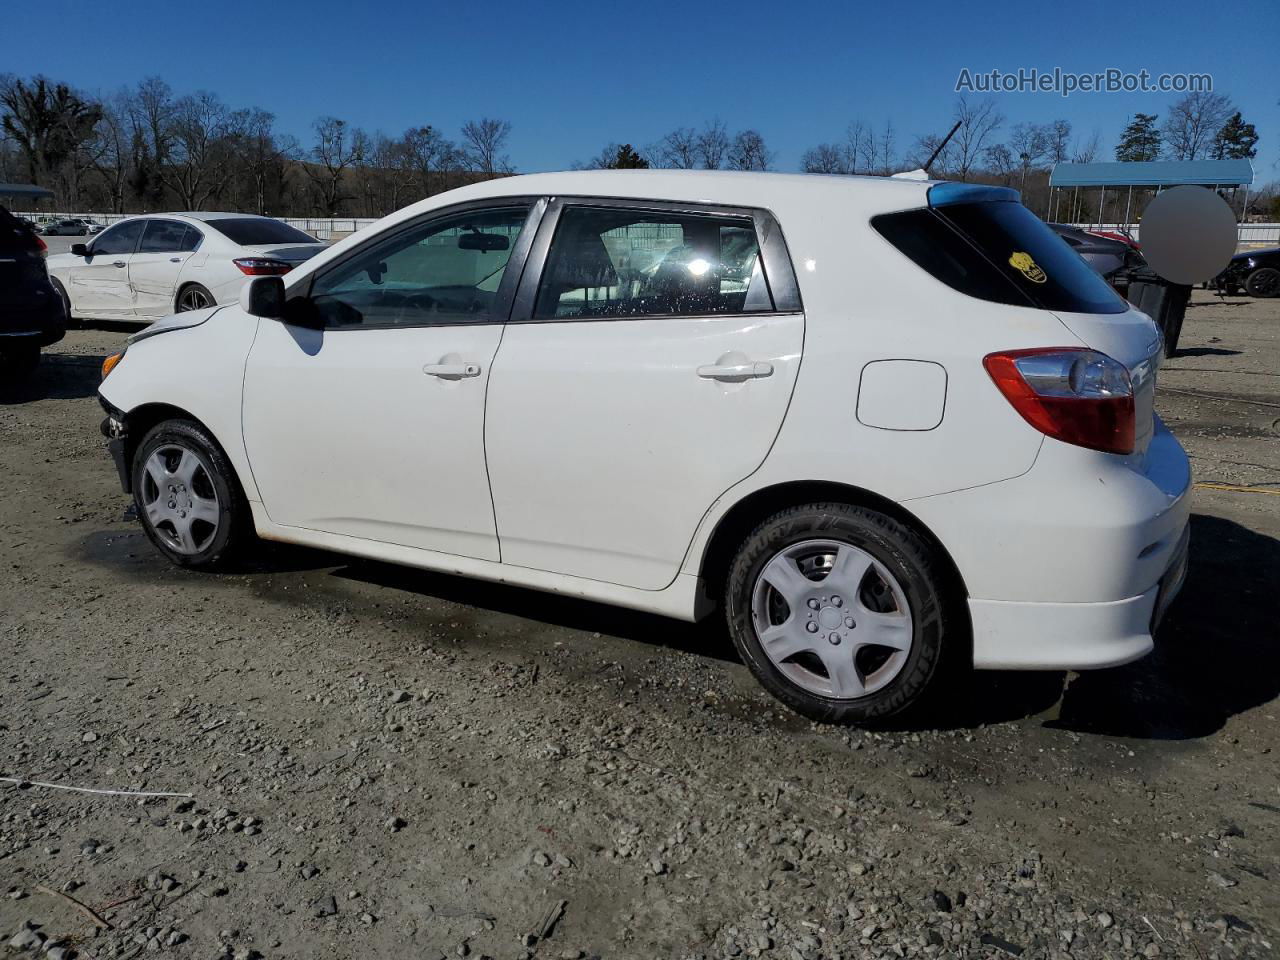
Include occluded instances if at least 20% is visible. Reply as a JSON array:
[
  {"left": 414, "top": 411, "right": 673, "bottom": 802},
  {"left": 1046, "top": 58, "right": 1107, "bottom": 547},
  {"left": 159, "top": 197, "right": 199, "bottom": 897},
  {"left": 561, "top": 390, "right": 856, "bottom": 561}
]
[{"left": 1, "top": 290, "right": 1277, "bottom": 960}]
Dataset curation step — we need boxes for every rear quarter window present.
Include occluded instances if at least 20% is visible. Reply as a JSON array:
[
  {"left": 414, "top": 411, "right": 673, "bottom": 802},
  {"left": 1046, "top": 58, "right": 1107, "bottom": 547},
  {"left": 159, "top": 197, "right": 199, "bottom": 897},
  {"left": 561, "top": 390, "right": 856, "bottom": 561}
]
[{"left": 873, "top": 200, "right": 1128, "bottom": 315}]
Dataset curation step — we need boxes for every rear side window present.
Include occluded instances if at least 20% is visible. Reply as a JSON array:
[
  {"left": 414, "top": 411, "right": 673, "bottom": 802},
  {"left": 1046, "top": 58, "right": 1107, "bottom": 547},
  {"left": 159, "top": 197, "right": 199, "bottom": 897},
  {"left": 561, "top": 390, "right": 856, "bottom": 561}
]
[
  {"left": 138, "top": 219, "right": 192, "bottom": 253},
  {"left": 874, "top": 201, "right": 1127, "bottom": 315},
  {"left": 204, "top": 218, "right": 318, "bottom": 246},
  {"left": 534, "top": 207, "right": 774, "bottom": 320}
]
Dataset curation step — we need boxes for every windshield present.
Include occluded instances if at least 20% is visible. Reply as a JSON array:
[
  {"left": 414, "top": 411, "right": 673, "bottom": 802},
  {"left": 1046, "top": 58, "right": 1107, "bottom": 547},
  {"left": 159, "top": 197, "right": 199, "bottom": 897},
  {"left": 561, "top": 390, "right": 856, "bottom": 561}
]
[{"left": 205, "top": 218, "right": 319, "bottom": 246}]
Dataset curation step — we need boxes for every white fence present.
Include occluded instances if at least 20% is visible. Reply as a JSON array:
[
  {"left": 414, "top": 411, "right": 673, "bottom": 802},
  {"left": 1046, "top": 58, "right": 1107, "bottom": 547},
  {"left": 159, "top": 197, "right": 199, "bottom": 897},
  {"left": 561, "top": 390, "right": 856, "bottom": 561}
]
[
  {"left": 1065, "top": 222, "right": 1279, "bottom": 249},
  {"left": 18, "top": 210, "right": 1280, "bottom": 249},
  {"left": 15, "top": 212, "right": 379, "bottom": 241}
]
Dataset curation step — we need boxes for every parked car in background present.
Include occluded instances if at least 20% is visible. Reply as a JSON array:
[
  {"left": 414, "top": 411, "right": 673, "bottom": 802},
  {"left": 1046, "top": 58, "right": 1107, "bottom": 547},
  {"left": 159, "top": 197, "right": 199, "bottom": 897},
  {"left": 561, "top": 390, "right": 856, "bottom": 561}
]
[
  {"left": 42, "top": 218, "right": 97, "bottom": 236},
  {"left": 0, "top": 205, "right": 65, "bottom": 386},
  {"left": 95, "top": 171, "right": 1190, "bottom": 724},
  {"left": 46, "top": 212, "right": 326, "bottom": 322},
  {"left": 1048, "top": 223, "right": 1146, "bottom": 296},
  {"left": 1213, "top": 247, "right": 1280, "bottom": 298}
]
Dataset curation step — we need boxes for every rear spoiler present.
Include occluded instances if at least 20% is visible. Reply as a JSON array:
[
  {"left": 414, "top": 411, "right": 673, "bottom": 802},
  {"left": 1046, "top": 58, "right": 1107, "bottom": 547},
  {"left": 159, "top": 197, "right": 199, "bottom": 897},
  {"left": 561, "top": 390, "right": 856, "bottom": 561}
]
[{"left": 928, "top": 183, "right": 1021, "bottom": 208}]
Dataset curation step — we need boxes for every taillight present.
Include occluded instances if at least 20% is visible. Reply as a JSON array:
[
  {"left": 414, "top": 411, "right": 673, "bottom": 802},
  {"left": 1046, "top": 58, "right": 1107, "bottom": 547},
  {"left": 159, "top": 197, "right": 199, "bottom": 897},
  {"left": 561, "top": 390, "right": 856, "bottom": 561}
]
[
  {"left": 233, "top": 258, "right": 292, "bottom": 276},
  {"left": 34, "top": 233, "right": 48, "bottom": 257},
  {"left": 984, "top": 348, "right": 1135, "bottom": 455}
]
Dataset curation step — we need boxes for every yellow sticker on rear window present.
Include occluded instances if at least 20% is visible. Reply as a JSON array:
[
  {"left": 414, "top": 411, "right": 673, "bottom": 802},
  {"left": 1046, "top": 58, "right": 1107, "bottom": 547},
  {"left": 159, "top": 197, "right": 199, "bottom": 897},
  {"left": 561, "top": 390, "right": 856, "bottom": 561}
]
[{"left": 1009, "top": 251, "right": 1047, "bottom": 283}]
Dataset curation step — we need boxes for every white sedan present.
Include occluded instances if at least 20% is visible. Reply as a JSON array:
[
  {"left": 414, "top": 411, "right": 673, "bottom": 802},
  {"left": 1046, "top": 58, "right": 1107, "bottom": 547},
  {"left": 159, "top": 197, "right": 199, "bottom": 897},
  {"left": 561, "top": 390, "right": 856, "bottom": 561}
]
[
  {"left": 95, "top": 171, "right": 1192, "bottom": 724},
  {"left": 46, "top": 212, "right": 326, "bottom": 322}
]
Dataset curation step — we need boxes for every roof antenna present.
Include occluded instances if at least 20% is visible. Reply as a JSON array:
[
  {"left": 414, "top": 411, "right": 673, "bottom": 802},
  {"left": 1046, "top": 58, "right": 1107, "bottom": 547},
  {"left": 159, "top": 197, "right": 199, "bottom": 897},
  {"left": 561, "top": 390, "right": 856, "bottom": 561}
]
[{"left": 924, "top": 120, "right": 964, "bottom": 178}]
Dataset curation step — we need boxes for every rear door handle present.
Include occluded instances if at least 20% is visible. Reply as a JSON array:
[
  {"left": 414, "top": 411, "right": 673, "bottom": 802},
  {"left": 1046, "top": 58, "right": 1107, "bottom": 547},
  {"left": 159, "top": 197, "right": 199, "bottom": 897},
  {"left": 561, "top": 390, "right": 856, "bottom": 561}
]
[
  {"left": 696, "top": 361, "right": 774, "bottom": 381},
  {"left": 423, "top": 361, "right": 481, "bottom": 380}
]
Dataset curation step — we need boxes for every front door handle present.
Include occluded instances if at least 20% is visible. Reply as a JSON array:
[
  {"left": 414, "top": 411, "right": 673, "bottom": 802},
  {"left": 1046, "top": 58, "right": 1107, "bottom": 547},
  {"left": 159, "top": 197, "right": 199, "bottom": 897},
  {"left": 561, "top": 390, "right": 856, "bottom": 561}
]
[
  {"left": 697, "top": 360, "right": 774, "bottom": 382},
  {"left": 423, "top": 361, "right": 481, "bottom": 380},
  {"left": 112, "top": 260, "right": 126, "bottom": 268}
]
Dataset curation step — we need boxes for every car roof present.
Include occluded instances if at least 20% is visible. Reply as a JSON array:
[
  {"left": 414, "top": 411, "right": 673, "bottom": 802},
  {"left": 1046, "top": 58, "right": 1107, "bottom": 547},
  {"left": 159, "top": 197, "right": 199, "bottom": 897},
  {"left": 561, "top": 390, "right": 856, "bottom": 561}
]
[{"left": 386, "top": 169, "right": 935, "bottom": 225}]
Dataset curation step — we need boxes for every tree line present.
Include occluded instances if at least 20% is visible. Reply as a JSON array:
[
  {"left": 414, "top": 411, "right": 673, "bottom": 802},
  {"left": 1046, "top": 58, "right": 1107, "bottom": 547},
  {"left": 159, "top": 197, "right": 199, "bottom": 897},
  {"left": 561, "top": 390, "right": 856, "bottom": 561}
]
[
  {"left": 2, "top": 72, "right": 1270, "bottom": 221},
  {"left": 0, "top": 74, "right": 515, "bottom": 216}
]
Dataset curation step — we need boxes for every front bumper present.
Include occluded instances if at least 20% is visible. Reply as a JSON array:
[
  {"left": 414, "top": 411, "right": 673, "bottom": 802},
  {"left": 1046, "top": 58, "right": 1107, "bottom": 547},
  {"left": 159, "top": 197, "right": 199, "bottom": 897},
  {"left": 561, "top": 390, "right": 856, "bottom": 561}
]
[{"left": 99, "top": 396, "right": 131, "bottom": 493}]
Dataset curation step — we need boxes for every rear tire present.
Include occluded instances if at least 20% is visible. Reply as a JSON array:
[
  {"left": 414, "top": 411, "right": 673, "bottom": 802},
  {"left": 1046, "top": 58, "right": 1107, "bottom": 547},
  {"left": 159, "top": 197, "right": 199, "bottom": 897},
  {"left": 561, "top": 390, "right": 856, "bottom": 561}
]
[
  {"left": 1244, "top": 267, "right": 1280, "bottom": 299},
  {"left": 724, "top": 502, "right": 953, "bottom": 725},
  {"left": 131, "top": 419, "right": 251, "bottom": 569},
  {"left": 176, "top": 283, "right": 214, "bottom": 313}
]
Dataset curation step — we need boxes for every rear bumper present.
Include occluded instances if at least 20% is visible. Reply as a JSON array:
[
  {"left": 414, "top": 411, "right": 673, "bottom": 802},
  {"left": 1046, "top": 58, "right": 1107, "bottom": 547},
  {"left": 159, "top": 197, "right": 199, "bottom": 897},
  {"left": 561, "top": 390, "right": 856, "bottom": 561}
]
[
  {"left": 1, "top": 293, "right": 67, "bottom": 347},
  {"left": 906, "top": 414, "right": 1192, "bottom": 670},
  {"left": 970, "top": 524, "right": 1189, "bottom": 669}
]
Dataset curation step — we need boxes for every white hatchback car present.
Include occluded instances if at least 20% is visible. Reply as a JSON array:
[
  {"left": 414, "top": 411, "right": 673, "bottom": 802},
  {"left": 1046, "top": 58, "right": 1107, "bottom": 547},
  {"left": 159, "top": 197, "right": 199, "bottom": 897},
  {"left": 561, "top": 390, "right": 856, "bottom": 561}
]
[
  {"left": 96, "top": 171, "right": 1191, "bottom": 723},
  {"left": 47, "top": 212, "right": 326, "bottom": 323}
]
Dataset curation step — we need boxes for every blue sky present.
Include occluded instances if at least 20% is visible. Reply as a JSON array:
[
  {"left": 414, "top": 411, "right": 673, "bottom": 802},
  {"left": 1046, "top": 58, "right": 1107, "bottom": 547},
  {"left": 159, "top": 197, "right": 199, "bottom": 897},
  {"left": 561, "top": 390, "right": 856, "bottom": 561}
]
[{"left": 10, "top": 0, "right": 1280, "bottom": 184}]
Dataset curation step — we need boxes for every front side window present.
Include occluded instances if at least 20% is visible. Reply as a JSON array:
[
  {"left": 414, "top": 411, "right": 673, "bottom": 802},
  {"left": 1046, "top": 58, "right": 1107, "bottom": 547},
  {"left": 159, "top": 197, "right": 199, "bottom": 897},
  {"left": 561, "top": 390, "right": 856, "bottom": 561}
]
[
  {"left": 138, "top": 219, "right": 191, "bottom": 254},
  {"left": 309, "top": 205, "right": 531, "bottom": 328},
  {"left": 93, "top": 220, "right": 145, "bottom": 256},
  {"left": 534, "top": 207, "right": 774, "bottom": 320}
]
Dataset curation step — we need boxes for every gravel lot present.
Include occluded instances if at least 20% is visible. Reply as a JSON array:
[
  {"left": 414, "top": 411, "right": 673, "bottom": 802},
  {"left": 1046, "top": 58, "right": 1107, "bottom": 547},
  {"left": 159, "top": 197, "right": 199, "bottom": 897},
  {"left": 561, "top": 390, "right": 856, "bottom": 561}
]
[{"left": 1, "top": 291, "right": 1277, "bottom": 960}]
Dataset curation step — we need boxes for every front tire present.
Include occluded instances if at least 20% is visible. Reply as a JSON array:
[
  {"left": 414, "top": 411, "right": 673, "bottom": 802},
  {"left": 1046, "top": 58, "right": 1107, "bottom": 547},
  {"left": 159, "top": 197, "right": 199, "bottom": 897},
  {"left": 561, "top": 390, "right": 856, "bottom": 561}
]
[
  {"left": 724, "top": 503, "right": 952, "bottom": 724},
  {"left": 131, "top": 419, "right": 250, "bottom": 569},
  {"left": 49, "top": 277, "right": 76, "bottom": 326},
  {"left": 1244, "top": 267, "right": 1280, "bottom": 299},
  {"left": 176, "top": 283, "right": 214, "bottom": 313}
]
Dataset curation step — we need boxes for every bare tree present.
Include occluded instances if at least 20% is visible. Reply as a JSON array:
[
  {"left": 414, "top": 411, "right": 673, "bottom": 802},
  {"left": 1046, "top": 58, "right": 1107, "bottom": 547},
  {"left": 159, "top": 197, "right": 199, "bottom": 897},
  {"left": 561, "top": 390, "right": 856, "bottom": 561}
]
[
  {"left": 1007, "top": 122, "right": 1050, "bottom": 188},
  {"left": 162, "top": 91, "right": 236, "bottom": 209},
  {"left": 984, "top": 143, "right": 1017, "bottom": 184},
  {"left": 696, "top": 120, "right": 729, "bottom": 170},
  {"left": 728, "top": 129, "right": 772, "bottom": 171},
  {"left": 87, "top": 91, "right": 132, "bottom": 212},
  {"left": 843, "top": 122, "right": 868, "bottom": 174},
  {"left": 872, "top": 120, "right": 897, "bottom": 175},
  {"left": 1072, "top": 130, "right": 1101, "bottom": 164},
  {"left": 460, "top": 117, "right": 511, "bottom": 176},
  {"left": 1163, "top": 91, "right": 1235, "bottom": 161},
  {"left": 950, "top": 95, "right": 1004, "bottom": 181},
  {"left": 650, "top": 126, "right": 698, "bottom": 168},
  {"left": 308, "top": 116, "right": 362, "bottom": 215},
  {"left": 1046, "top": 119, "right": 1072, "bottom": 164},
  {"left": 801, "top": 142, "right": 851, "bottom": 174}
]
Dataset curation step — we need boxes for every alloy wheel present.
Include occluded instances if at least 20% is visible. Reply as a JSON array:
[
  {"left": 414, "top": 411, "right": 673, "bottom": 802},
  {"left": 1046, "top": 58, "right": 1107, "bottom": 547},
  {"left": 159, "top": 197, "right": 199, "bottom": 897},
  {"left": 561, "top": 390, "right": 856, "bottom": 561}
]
[
  {"left": 139, "top": 444, "right": 220, "bottom": 555},
  {"left": 177, "top": 287, "right": 212, "bottom": 312}
]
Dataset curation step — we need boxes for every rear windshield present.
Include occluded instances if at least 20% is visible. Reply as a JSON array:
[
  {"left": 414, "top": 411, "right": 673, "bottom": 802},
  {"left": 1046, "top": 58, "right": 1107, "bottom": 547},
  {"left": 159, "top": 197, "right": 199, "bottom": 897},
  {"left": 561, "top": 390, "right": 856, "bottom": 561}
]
[
  {"left": 873, "top": 200, "right": 1127, "bottom": 315},
  {"left": 204, "top": 218, "right": 318, "bottom": 246}
]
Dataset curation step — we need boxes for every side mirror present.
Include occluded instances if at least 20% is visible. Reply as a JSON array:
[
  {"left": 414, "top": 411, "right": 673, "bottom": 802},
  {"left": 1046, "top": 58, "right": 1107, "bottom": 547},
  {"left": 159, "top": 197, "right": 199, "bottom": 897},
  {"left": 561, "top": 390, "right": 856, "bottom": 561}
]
[
  {"left": 239, "top": 275, "right": 285, "bottom": 318},
  {"left": 71, "top": 243, "right": 88, "bottom": 257}
]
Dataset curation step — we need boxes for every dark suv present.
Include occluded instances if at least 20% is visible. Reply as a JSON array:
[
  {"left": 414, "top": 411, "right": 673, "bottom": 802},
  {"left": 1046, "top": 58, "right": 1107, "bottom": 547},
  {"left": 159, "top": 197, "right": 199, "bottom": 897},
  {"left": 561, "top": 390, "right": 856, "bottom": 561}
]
[{"left": 0, "top": 205, "right": 66, "bottom": 385}]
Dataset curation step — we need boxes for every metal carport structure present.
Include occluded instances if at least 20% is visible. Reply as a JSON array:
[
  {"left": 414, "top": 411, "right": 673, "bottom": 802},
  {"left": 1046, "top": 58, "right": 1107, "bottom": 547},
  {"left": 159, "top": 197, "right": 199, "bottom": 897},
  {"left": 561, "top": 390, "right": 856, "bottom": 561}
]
[
  {"left": 1048, "top": 159, "right": 1255, "bottom": 230},
  {"left": 0, "top": 183, "right": 55, "bottom": 204}
]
